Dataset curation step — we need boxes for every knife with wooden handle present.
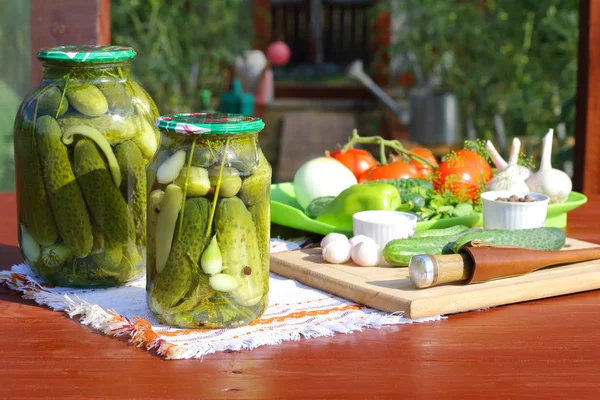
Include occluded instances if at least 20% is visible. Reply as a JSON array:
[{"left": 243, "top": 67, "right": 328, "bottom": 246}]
[{"left": 409, "top": 244, "right": 600, "bottom": 289}]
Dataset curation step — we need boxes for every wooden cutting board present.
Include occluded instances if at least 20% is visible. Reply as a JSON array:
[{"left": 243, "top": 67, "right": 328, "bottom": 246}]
[{"left": 269, "top": 238, "right": 600, "bottom": 319}]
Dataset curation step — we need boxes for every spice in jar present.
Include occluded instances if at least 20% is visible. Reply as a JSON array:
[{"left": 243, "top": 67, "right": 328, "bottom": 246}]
[{"left": 495, "top": 194, "right": 538, "bottom": 202}]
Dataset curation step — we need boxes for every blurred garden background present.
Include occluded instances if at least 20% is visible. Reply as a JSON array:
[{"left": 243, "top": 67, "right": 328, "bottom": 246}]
[{"left": 0, "top": 0, "right": 579, "bottom": 190}]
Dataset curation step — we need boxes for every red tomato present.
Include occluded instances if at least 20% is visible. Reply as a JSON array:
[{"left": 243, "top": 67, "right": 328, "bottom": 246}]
[
  {"left": 327, "top": 149, "right": 379, "bottom": 180},
  {"left": 432, "top": 149, "right": 493, "bottom": 201},
  {"left": 408, "top": 148, "right": 438, "bottom": 179},
  {"left": 359, "top": 161, "right": 419, "bottom": 182}
]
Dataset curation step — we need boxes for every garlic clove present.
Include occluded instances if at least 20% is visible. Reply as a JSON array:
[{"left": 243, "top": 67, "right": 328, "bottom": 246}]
[
  {"left": 348, "top": 235, "right": 374, "bottom": 249},
  {"left": 322, "top": 240, "right": 352, "bottom": 264},
  {"left": 525, "top": 129, "right": 572, "bottom": 204},
  {"left": 320, "top": 232, "right": 348, "bottom": 249},
  {"left": 351, "top": 240, "right": 381, "bottom": 267}
]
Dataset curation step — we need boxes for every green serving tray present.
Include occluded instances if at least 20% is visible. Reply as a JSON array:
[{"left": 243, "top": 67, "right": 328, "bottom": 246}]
[
  {"left": 271, "top": 182, "right": 481, "bottom": 236},
  {"left": 271, "top": 183, "right": 588, "bottom": 236}
]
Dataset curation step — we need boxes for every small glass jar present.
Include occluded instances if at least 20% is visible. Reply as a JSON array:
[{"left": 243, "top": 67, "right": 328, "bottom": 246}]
[
  {"left": 13, "top": 45, "right": 160, "bottom": 287},
  {"left": 147, "top": 113, "right": 271, "bottom": 328}
]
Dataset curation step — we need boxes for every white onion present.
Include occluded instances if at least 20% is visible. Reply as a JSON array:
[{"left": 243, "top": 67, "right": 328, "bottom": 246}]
[{"left": 293, "top": 157, "right": 357, "bottom": 210}]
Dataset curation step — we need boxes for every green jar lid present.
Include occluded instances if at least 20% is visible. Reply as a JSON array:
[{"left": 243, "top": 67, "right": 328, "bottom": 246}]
[
  {"left": 155, "top": 113, "right": 265, "bottom": 135},
  {"left": 37, "top": 45, "right": 136, "bottom": 63}
]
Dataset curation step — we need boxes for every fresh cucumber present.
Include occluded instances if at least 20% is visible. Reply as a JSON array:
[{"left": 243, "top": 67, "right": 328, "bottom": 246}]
[
  {"left": 305, "top": 196, "right": 335, "bottom": 219},
  {"left": 413, "top": 225, "right": 471, "bottom": 238},
  {"left": 383, "top": 232, "right": 467, "bottom": 266},
  {"left": 451, "top": 227, "right": 566, "bottom": 253},
  {"left": 383, "top": 227, "right": 566, "bottom": 266}
]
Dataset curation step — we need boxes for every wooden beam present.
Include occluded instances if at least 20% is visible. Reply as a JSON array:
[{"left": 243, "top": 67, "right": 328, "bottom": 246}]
[
  {"left": 29, "top": 0, "right": 111, "bottom": 84},
  {"left": 275, "top": 83, "right": 371, "bottom": 99},
  {"left": 574, "top": 0, "right": 600, "bottom": 194}
]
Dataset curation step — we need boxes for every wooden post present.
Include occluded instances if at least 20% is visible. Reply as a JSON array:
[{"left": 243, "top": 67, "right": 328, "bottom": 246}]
[
  {"left": 29, "top": 0, "right": 111, "bottom": 84},
  {"left": 373, "top": 0, "right": 390, "bottom": 86},
  {"left": 253, "top": 0, "right": 271, "bottom": 49},
  {"left": 574, "top": 0, "right": 600, "bottom": 194}
]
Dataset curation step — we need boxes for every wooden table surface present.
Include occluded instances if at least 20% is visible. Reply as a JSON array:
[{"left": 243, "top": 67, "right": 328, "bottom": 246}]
[{"left": 1, "top": 193, "right": 600, "bottom": 399}]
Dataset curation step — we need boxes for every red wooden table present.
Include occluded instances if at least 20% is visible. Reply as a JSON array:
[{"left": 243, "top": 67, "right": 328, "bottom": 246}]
[{"left": 1, "top": 193, "right": 599, "bottom": 399}]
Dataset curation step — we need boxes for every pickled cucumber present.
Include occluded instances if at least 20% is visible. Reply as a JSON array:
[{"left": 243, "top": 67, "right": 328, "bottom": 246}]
[
  {"left": 59, "top": 113, "right": 137, "bottom": 145},
  {"left": 226, "top": 136, "right": 258, "bottom": 172},
  {"left": 63, "top": 124, "right": 122, "bottom": 187},
  {"left": 250, "top": 198, "right": 271, "bottom": 271},
  {"left": 133, "top": 116, "right": 159, "bottom": 159},
  {"left": 67, "top": 258, "right": 121, "bottom": 287},
  {"left": 239, "top": 170, "right": 270, "bottom": 206},
  {"left": 155, "top": 184, "right": 183, "bottom": 274},
  {"left": 15, "top": 122, "right": 57, "bottom": 246},
  {"left": 115, "top": 141, "right": 147, "bottom": 246},
  {"left": 240, "top": 148, "right": 271, "bottom": 206},
  {"left": 248, "top": 151, "right": 271, "bottom": 269},
  {"left": 36, "top": 116, "right": 93, "bottom": 257},
  {"left": 209, "top": 166, "right": 242, "bottom": 198},
  {"left": 150, "top": 197, "right": 212, "bottom": 312},
  {"left": 66, "top": 84, "right": 108, "bottom": 117},
  {"left": 37, "top": 86, "right": 68, "bottom": 117},
  {"left": 174, "top": 166, "right": 210, "bottom": 197},
  {"left": 90, "top": 240, "right": 123, "bottom": 267},
  {"left": 41, "top": 243, "right": 72, "bottom": 268},
  {"left": 97, "top": 81, "right": 134, "bottom": 114},
  {"left": 73, "top": 139, "right": 135, "bottom": 245},
  {"left": 119, "top": 242, "right": 143, "bottom": 281},
  {"left": 215, "top": 197, "right": 265, "bottom": 306},
  {"left": 147, "top": 189, "right": 165, "bottom": 285},
  {"left": 128, "top": 80, "right": 160, "bottom": 121},
  {"left": 187, "top": 145, "right": 217, "bottom": 168}
]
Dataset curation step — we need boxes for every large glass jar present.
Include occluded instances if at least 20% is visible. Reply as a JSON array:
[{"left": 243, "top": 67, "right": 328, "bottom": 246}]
[
  {"left": 147, "top": 113, "right": 271, "bottom": 328},
  {"left": 13, "top": 45, "right": 160, "bottom": 287}
]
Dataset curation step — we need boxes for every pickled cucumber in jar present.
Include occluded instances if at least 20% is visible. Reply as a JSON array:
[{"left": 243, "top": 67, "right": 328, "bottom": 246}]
[
  {"left": 13, "top": 45, "right": 160, "bottom": 288},
  {"left": 147, "top": 113, "right": 271, "bottom": 328}
]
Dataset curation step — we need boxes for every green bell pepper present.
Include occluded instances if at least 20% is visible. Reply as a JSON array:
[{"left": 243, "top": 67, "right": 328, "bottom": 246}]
[{"left": 316, "top": 183, "right": 402, "bottom": 229}]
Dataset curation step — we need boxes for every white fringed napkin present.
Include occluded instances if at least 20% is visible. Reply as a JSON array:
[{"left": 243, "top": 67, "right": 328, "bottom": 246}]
[{"left": 0, "top": 238, "right": 441, "bottom": 359}]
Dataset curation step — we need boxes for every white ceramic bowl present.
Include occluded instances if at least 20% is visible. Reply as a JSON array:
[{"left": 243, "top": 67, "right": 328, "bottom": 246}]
[
  {"left": 481, "top": 190, "right": 550, "bottom": 230},
  {"left": 352, "top": 210, "right": 418, "bottom": 249}
]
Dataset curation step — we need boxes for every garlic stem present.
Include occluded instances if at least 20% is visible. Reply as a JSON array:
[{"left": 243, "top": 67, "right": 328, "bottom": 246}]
[
  {"left": 540, "top": 129, "right": 554, "bottom": 170},
  {"left": 507, "top": 137, "right": 521, "bottom": 166},
  {"left": 485, "top": 140, "right": 508, "bottom": 171}
]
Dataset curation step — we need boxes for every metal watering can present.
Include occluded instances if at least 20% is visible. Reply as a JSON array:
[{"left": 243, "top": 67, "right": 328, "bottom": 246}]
[{"left": 348, "top": 60, "right": 459, "bottom": 145}]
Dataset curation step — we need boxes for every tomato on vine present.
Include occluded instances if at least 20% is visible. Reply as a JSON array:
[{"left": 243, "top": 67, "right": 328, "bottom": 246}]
[
  {"left": 432, "top": 149, "right": 492, "bottom": 201},
  {"left": 409, "top": 148, "right": 438, "bottom": 179},
  {"left": 327, "top": 148, "right": 379, "bottom": 180},
  {"left": 359, "top": 161, "right": 420, "bottom": 182}
]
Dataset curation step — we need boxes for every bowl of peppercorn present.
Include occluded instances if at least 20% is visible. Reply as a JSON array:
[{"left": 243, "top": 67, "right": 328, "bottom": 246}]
[{"left": 480, "top": 190, "right": 550, "bottom": 230}]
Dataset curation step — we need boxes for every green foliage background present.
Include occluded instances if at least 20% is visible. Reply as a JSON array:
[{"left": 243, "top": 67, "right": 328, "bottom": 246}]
[
  {"left": 111, "top": 0, "right": 253, "bottom": 114},
  {"left": 0, "top": 0, "right": 31, "bottom": 192},
  {"left": 386, "top": 0, "right": 579, "bottom": 146}
]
